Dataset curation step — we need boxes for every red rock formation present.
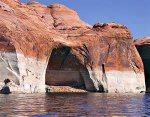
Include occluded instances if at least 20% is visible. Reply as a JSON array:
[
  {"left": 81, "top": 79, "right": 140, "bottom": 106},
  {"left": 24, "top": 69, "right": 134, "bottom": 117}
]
[
  {"left": 134, "top": 37, "right": 150, "bottom": 45},
  {"left": 0, "top": 0, "right": 145, "bottom": 93},
  {"left": 134, "top": 37, "right": 150, "bottom": 90}
]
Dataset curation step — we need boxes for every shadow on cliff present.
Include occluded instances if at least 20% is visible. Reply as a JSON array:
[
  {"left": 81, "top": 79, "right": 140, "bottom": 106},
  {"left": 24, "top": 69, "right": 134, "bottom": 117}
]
[
  {"left": 45, "top": 46, "right": 88, "bottom": 91},
  {"left": 136, "top": 44, "right": 150, "bottom": 91}
]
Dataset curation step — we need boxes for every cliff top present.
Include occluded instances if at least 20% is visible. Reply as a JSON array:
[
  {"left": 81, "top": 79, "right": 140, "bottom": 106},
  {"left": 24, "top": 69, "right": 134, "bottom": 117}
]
[
  {"left": 0, "top": 0, "right": 133, "bottom": 60},
  {"left": 134, "top": 37, "right": 150, "bottom": 45}
]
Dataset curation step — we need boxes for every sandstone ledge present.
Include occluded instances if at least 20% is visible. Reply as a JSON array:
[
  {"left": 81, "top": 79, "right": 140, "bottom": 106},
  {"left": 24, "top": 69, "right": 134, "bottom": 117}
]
[{"left": 46, "top": 86, "right": 87, "bottom": 93}]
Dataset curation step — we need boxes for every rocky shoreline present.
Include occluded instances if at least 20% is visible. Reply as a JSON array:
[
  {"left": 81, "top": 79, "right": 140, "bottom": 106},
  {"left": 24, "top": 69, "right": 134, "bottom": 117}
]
[{"left": 46, "top": 86, "right": 87, "bottom": 93}]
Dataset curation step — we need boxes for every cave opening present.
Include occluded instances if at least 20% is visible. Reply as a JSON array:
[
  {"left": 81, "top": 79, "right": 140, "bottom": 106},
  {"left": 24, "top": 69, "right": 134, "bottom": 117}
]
[
  {"left": 136, "top": 45, "right": 150, "bottom": 90},
  {"left": 45, "top": 46, "right": 88, "bottom": 92}
]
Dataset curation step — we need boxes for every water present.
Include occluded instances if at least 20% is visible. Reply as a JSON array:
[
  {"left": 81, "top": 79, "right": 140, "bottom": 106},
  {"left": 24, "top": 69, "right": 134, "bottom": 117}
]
[{"left": 0, "top": 93, "right": 150, "bottom": 116}]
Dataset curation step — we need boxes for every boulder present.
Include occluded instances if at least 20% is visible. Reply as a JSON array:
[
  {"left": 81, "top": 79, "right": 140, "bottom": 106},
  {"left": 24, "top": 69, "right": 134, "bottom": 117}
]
[{"left": 0, "top": 0, "right": 145, "bottom": 93}]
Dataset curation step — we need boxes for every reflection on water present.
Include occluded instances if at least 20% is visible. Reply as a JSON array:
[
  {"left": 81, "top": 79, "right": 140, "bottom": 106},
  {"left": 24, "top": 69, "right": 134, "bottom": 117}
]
[{"left": 0, "top": 93, "right": 150, "bottom": 116}]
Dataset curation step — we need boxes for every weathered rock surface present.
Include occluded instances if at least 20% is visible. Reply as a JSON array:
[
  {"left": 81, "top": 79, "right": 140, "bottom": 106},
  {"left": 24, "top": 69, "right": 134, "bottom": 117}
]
[
  {"left": 134, "top": 37, "right": 150, "bottom": 90},
  {"left": 0, "top": 0, "right": 145, "bottom": 93}
]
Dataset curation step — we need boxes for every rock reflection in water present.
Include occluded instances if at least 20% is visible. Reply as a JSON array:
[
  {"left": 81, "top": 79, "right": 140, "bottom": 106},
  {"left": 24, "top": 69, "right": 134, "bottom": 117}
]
[{"left": 0, "top": 93, "right": 149, "bottom": 116}]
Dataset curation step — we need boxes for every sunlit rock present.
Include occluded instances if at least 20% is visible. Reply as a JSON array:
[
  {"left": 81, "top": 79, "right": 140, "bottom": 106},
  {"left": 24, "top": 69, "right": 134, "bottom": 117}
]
[{"left": 0, "top": 0, "right": 145, "bottom": 93}]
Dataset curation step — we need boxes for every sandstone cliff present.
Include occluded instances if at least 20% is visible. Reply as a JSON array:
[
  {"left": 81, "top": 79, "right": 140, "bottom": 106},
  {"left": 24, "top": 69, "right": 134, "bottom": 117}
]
[
  {"left": 0, "top": 0, "right": 145, "bottom": 93},
  {"left": 134, "top": 37, "right": 150, "bottom": 90}
]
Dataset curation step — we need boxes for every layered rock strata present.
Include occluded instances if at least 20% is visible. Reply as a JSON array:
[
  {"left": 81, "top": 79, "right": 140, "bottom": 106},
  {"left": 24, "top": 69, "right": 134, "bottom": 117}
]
[{"left": 0, "top": 0, "right": 145, "bottom": 93}]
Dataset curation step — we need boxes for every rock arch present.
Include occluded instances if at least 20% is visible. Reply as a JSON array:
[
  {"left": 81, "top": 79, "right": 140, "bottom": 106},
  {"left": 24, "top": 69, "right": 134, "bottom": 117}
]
[
  {"left": 45, "top": 46, "right": 85, "bottom": 89},
  {"left": 45, "top": 44, "right": 100, "bottom": 92},
  {"left": 0, "top": 0, "right": 146, "bottom": 93}
]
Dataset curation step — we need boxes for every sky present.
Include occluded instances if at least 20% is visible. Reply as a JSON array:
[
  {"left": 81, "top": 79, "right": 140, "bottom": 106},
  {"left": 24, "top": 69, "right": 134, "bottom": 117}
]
[{"left": 20, "top": 0, "right": 150, "bottom": 39}]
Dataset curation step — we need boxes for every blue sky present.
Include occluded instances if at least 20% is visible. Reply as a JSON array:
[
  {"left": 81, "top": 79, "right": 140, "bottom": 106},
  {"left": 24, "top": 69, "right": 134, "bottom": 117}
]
[{"left": 20, "top": 0, "right": 150, "bottom": 39}]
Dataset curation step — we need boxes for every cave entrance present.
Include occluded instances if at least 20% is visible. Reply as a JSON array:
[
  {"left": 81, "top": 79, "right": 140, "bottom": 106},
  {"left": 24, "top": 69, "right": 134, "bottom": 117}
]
[
  {"left": 136, "top": 44, "right": 150, "bottom": 90},
  {"left": 45, "top": 46, "right": 87, "bottom": 92}
]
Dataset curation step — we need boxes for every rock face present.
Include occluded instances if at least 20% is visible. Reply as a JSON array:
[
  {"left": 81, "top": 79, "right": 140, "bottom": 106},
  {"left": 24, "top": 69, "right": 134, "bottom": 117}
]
[
  {"left": 134, "top": 37, "right": 150, "bottom": 90},
  {"left": 0, "top": 0, "right": 145, "bottom": 93}
]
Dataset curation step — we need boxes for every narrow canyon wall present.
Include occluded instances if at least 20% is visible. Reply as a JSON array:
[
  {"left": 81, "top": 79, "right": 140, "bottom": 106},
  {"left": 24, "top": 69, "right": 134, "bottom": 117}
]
[{"left": 0, "top": 0, "right": 146, "bottom": 93}]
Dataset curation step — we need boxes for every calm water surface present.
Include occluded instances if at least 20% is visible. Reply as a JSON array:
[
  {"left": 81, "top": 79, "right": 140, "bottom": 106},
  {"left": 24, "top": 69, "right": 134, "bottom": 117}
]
[{"left": 0, "top": 93, "right": 150, "bottom": 116}]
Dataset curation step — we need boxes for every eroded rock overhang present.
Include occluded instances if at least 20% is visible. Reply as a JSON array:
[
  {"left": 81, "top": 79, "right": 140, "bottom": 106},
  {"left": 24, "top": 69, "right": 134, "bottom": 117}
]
[{"left": 0, "top": 0, "right": 146, "bottom": 93}]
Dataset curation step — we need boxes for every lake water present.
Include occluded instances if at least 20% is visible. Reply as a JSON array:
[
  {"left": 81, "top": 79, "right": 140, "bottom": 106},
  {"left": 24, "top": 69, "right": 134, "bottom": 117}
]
[{"left": 0, "top": 93, "right": 150, "bottom": 116}]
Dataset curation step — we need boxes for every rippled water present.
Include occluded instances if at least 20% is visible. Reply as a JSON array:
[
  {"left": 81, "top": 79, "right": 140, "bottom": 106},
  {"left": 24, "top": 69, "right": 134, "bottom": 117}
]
[{"left": 0, "top": 93, "right": 150, "bottom": 116}]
